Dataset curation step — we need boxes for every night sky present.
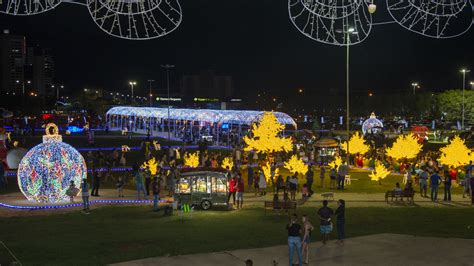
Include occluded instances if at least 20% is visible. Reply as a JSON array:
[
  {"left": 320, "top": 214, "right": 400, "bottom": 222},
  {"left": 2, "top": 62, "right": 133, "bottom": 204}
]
[{"left": 1, "top": 0, "right": 473, "bottom": 99}]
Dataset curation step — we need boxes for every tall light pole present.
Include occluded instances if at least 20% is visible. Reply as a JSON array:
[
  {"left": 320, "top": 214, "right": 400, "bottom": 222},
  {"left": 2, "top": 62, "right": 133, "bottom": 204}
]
[
  {"left": 148, "top": 79, "right": 155, "bottom": 107},
  {"left": 460, "top": 68, "right": 470, "bottom": 130},
  {"left": 161, "top": 64, "right": 174, "bottom": 140},
  {"left": 470, "top": 81, "right": 474, "bottom": 91},
  {"left": 411, "top": 82, "right": 419, "bottom": 95},
  {"left": 129, "top": 81, "right": 136, "bottom": 104}
]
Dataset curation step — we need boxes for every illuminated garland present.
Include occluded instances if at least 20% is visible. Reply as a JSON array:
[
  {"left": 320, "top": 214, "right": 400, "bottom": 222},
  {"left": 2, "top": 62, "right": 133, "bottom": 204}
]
[{"left": 17, "top": 124, "right": 87, "bottom": 203}]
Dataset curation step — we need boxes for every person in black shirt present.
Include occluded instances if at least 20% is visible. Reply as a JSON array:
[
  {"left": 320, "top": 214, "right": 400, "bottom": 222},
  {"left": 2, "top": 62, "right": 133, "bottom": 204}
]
[
  {"left": 335, "top": 199, "right": 345, "bottom": 244},
  {"left": 317, "top": 200, "right": 334, "bottom": 244},
  {"left": 286, "top": 213, "right": 302, "bottom": 266}
]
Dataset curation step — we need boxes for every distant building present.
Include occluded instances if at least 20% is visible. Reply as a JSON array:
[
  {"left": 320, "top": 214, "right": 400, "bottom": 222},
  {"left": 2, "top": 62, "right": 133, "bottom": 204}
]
[
  {"left": 180, "top": 70, "right": 234, "bottom": 100},
  {"left": 31, "top": 47, "right": 55, "bottom": 96},
  {"left": 0, "top": 29, "right": 26, "bottom": 93}
]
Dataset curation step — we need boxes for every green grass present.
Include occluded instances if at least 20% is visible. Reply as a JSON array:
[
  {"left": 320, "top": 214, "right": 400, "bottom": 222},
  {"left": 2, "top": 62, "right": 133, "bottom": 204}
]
[{"left": 1, "top": 205, "right": 474, "bottom": 265}]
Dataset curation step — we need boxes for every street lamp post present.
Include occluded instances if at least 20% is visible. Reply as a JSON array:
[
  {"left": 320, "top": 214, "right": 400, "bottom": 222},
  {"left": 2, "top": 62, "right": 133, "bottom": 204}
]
[
  {"left": 470, "top": 81, "right": 474, "bottom": 91},
  {"left": 460, "top": 68, "right": 470, "bottom": 130},
  {"left": 148, "top": 79, "right": 155, "bottom": 107},
  {"left": 129, "top": 81, "right": 137, "bottom": 104},
  {"left": 411, "top": 82, "right": 419, "bottom": 95},
  {"left": 161, "top": 64, "right": 175, "bottom": 140}
]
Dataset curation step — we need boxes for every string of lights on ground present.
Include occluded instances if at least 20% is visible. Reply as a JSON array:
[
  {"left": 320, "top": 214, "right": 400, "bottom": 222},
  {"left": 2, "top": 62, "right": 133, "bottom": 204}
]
[{"left": 0, "top": 199, "right": 168, "bottom": 210}]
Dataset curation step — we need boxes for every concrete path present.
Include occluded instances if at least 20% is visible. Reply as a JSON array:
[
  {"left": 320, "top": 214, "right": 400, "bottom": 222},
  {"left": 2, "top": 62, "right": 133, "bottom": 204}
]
[{"left": 112, "top": 234, "right": 474, "bottom": 266}]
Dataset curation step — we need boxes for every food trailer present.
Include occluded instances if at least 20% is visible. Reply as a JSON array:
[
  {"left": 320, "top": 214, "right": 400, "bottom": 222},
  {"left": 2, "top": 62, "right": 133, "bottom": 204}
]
[{"left": 175, "top": 170, "right": 229, "bottom": 210}]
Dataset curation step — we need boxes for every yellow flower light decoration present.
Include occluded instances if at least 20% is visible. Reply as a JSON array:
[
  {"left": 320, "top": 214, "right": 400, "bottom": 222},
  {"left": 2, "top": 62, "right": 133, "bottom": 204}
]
[
  {"left": 369, "top": 161, "right": 390, "bottom": 182},
  {"left": 341, "top": 132, "right": 370, "bottom": 155},
  {"left": 439, "top": 136, "right": 474, "bottom": 168},
  {"left": 142, "top": 157, "right": 158, "bottom": 175},
  {"left": 243, "top": 112, "right": 293, "bottom": 154},
  {"left": 221, "top": 157, "right": 234, "bottom": 170},
  {"left": 328, "top": 155, "right": 343, "bottom": 169},
  {"left": 386, "top": 133, "right": 422, "bottom": 160},
  {"left": 262, "top": 161, "right": 279, "bottom": 183},
  {"left": 284, "top": 155, "right": 308, "bottom": 175},
  {"left": 121, "top": 145, "right": 130, "bottom": 153},
  {"left": 153, "top": 140, "right": 161, "bottom": 151},
  {"left": 184, "top": 152, "right": 200, "bottom": 168}
]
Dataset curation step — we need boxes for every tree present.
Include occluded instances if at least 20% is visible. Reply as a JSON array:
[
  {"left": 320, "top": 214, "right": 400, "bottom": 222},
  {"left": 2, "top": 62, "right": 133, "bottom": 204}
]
[
  {"left": 369, "top": 161, "right": 390, "bottom": 184},
  {"left": 141, "top": 157, "right": 158, "bottom": 175},
  {"left": 284, "top": 155, "right": 308, "bottom": 175},
  {"left": 328, "top": 155, "right": 343, "bottom": 169},
  {"left": 183, "top": 152, "right": 199, "bottom": 168},
  {"left": 341, "top": 132, "right": 370, "bottom": 155},
  {"left": 386, "top": 134, "right": 422, "bottom": 160},
  {"left": 438, "top": 90, "right": 474, "bottom": 122},
  {"left": 439, "top": 136, "right": 473, "bottom": 168}
]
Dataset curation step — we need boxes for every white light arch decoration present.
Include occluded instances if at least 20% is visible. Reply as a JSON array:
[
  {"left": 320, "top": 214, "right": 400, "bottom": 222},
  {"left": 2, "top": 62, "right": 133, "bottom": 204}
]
[
  {"left": 387, "top": 0, "right": 473, "bottom": 39},
  {"left": 86, "top": 0, "right": 182, "bottom": 40},
  {"left": 288, "top": 0, "right": 373, "bottom": 46},
  {"left": 0, "top": 0, "right": 61, "bottom": 15}
]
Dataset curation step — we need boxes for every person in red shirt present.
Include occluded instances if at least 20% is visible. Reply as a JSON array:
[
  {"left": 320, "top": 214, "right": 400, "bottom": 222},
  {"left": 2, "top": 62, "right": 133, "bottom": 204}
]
[
  {"left": 236, "top": 175, "right": 244, "bottom": 209},
  {"left": 227, "top": 175, "right": 236, "bottom": 206}
]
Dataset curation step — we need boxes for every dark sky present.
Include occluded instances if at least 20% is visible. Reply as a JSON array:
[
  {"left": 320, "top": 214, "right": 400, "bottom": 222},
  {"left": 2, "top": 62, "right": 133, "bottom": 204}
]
[{"left": 1, "top": 0, "right": 473, "bottom": 98}]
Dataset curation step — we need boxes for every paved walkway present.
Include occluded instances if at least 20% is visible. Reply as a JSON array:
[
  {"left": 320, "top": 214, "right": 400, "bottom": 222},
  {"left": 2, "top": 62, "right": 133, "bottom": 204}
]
[{"left": 112, "top": 234, "right": 474, "bottom": 266}]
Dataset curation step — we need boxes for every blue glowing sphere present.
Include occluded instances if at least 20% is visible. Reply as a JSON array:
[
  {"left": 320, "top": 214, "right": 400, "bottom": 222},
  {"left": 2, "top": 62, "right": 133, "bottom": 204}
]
[{"left": 17, "top": 134, "right": 87, "bottom": 203}]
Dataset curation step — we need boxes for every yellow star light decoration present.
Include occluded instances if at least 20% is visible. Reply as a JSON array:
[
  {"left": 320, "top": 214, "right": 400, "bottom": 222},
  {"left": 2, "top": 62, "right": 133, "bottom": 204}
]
[
  {"left": 284, "top": 155, "right": 308, "bottom": 175},
  {"left": 341, "top": 132, "right": 370, "bottom": 155},
  {"left": 243, "top": 112, "right": 293, "bottom": 154},
  {"left": 121, "top": 145, "right": 130, "bottom": 153},
  {"left": 221, "top": 157, "right": 234, "bottom": 170},
  {"left": 386, "top": 133, "right": 422, "bottom": 160},
  {"left": 439, "top": 136, "right": 474, "bottom": 168},
  {"left": 369, "top": 161, "right": 390, "bottom": 182},
  {"left": 262, "top": 161, "right": 279, "bottom": 183},
  {"left": 142, "top": 157, "right": 158, "bottom": 175},
  {"left": 328, "top": 155, "right": 343, "bottom": 169},
  {"left": 184, "top": 152, "right": 200, "bottom": 168}
]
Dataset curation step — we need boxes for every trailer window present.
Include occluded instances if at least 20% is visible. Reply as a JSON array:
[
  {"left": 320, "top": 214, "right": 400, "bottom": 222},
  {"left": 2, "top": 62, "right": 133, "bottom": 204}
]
[
  {"left": 215, "top": 177, "right": 227, "bottom": 193},
  {"left": 178, "top": 177, "right": 191, "bottom": 194},
  {"left": 192, "top": 176, "right": 208, "bottom": 193}
]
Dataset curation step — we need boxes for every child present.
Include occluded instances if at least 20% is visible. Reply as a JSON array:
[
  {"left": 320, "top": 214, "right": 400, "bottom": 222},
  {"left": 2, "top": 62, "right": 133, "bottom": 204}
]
[
  {"left": 116, "top": 176, "right": 125, "bottom": 197},
  {"left": 301, "top": 183, "right": 309, "bottom": 199},
  {"left": 66, "top": 180, "right": 78, "bottom": 203}
]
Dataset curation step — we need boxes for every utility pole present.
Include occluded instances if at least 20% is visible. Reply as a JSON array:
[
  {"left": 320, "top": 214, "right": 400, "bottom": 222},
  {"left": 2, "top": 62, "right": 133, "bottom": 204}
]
[
  {"left": 161, "top": 64, "right": 175, "bottom": 140},
  {"left": 148, "top": 79, "right": 155, "bottom": 107}
]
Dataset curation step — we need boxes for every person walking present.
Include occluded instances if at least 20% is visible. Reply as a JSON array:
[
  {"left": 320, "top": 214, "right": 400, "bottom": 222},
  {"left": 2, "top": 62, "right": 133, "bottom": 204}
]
[
  {"left": 443, "top": 170, "right": 452, "bottom": 202},
  {"left": 152, "top": 176, "right": 161, "bottom": 211},
  {"left": 306, "top": 167, "right": 314, "bottom": 196},
  {"left": 286, "top": 213, "right": 303, "bottom": 266},
  {"left": 135, "top": 169, "right": 147, "bottom": 200},
  {"left": 301, "top": 214, "right": 314, "bottom": 265},
  {"left": 335, "top": 199, "right": 345, "bottom": 244},
  {"left": 317, "top": 200, "right": 334, "bottom": 245},
  {"left": 81, "top": 178, "right": 90, "bottom": 212},
  {"left": 419, "top": 168, "right": 429, "bottom": 197},
  {"left": 319, "top": 164, "right": 325, "bottom": 188},
  {"left": 236, "top": 176, "right": 244, "bottom": 209},
  {"left": 227, "top": 175, "right": 237, "bottom": 205},
  {"left": 430, "top": 170, "right": 441, "bottom": 202}
]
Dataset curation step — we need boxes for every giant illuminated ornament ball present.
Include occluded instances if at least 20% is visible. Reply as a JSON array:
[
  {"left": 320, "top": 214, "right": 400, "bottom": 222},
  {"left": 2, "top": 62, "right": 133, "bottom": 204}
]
[
  {"left": 17, "top": 123, "right": 87, "bottom": 203},
  {"left": 362, "top": 112, "right": 384, "bottom": 135}
]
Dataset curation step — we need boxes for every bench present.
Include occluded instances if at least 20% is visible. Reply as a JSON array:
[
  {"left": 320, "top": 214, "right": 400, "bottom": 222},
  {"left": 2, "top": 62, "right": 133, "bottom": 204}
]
[
  {"left": 385, "top": 189, "right": 415, "bottom": 203},
  {"left": 321, "top": 192, "right": 334, "bottom": 201},
  {"left": 264, "top": 200, "right": 297, "bottom": 215}
]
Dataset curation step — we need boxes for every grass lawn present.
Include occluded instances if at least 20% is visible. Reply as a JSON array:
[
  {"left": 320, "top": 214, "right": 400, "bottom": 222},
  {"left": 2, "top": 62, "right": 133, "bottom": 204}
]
[{"left": 1, "top": 205, "right": 474, "bottom": 265}]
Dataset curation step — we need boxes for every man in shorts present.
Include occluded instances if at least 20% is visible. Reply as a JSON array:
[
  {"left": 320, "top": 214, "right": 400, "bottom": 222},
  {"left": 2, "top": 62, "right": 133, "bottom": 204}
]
[{"left": 317, "top": 200, "right": 334, "bottom": 244}]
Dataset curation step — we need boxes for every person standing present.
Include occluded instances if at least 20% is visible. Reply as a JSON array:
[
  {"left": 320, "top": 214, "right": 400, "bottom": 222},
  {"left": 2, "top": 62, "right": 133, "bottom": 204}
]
[
  {"left": 319, "top": 164, "right": 325, "bottom": 188},
  {"left": 463, "top": 161, "right": 472, "bottom": 198},
  {"left": 81, "top": 178, "right": 90, "bottom": 212},
  {"left": 306, "top": 167, "right": 314, "bottom": 196},
  {"left": 337, "top": 161, "right": 348, "bottom": 190},
  {"left": 135, "top": 170, "right": 147, "bottom": 200},
  {"left": 286, "top": 213, "right": 303, "bottom": 266},
  {"left": 116, "top": 176, "right": 125, "bottom": 197},
  {"left": 289, "top": 174, "right": 298, "bottom": 201},
  {"left": 301, "top": 214, "right": 314, "bottom": 265},
  {"left": 236, "top": 176, "right": 244, "bottom": 209},
  {"left": 258, "top": 170, "right": 267, "bottom": 196},
  {"left": 470, "top": 170, "right": 474, "bottom": 205},
  {"left": 144, "top": 170, "right": 152, "bottom": 196},
  {"left": 419, "top": 168, "right": 429, "bottom": 197},
  {"left": 330, "top": 166, "right": 337, "bottom": 189},
  {"left": 152, "top": 176, "right": 161, "bottom": 211},
  {"left": 317, "top": 200, "right": 334, "bottom": 245},
  {"left": 430, "top": 170, "right": 441, "bottom": 202},
  {"left": 247, "top": 166, "right": 254, "bottom": 191},
  {"left": 91, "top": 169, "right": 101, "bottom": 197},
  {"left": 0, "top": 162, "right": 6, "bottom": 189},
  {"left": 443, "top": 171, "right": 452, "bottom": 202},
  {"left": 227, "top": 175, "right": 237, "bottom": 205},
  {"left": 335, "top": 199, "right": 346, "bottom": 244}
]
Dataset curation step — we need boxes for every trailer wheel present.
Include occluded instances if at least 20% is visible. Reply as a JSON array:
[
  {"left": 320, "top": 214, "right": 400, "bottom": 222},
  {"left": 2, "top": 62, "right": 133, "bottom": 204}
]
[{"left": 201, "top": 200, "right": 212, "bottom": 210}]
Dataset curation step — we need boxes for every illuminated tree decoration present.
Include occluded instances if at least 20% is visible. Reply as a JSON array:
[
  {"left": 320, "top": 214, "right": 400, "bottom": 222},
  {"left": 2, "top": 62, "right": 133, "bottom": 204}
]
[
  {"left": 386, "top": 134, "right": 423, "bottom": 160},
  {"left": 262, "top": 161, "right": 279, "bottom": 183},
  {"left": 142, "top": 157, "right": 158, "bottom": 175},
  {"left": 369, "top": 161, "right": 390, "bottom": 183},
  {"left": 284, "top": 155, "right": 308, "bottom": 175},
  {"left": 221, "top": 157, "right": 234, "bottom": 170},
  {"left": 328, "top": 155, "right": 343, "bottom": 170},
  {"left": 439, "top": 136, "right": 474, "bottom": 168},
  {"left": 183, "top": 152, "right": 199, "bottom": 168},
  {"left": 17, "top": 123, "right": 87, "bottom": 203},
  {"left": 243, "top": 112, "right": 293, "bottom": 154},
  {"left": 341, "top": 132, "right": 370, "bottom": 155}
]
